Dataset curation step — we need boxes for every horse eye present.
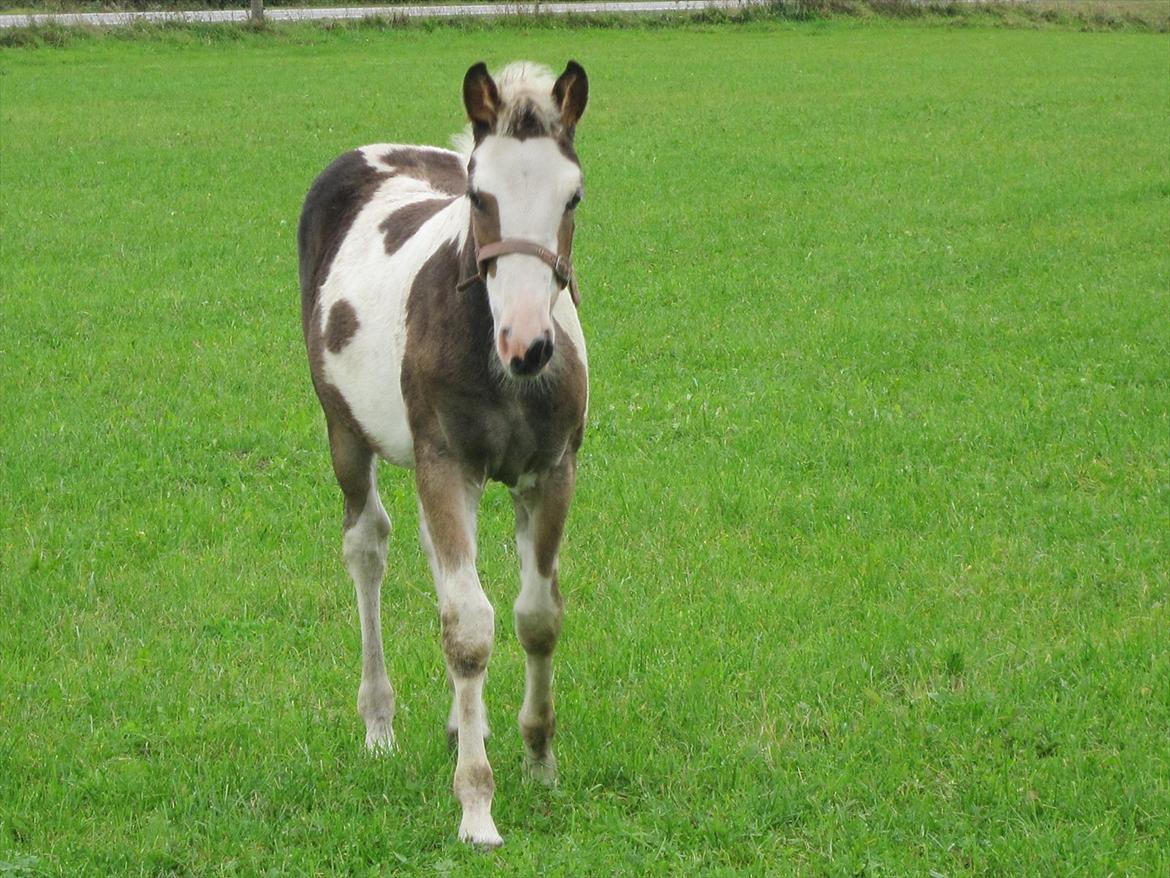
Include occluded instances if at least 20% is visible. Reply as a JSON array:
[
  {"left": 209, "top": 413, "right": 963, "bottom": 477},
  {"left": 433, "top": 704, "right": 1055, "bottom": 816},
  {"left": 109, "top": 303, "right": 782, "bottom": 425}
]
[
  {"left": 566, "top": 191, "right": 582, "bottom": 211},
  {"left": 468, "top": 190, "right": 484, "bottom": 211}
]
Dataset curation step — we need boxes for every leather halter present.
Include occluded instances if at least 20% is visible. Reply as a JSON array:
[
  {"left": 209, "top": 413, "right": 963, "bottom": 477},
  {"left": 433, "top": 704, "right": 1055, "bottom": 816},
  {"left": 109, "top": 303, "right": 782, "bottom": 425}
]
[{"left": 457, "top": 238, "right": 581, "bottom": 307}]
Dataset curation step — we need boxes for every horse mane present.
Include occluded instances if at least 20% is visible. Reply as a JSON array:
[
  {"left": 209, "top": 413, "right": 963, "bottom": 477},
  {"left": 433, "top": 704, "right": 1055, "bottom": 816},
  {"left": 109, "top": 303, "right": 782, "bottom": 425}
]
[
  {"left": 494, "top": 61, "right": 560, "bottom": 138},
  {"left": 452, "top": 61, "right": 561, "bottom": 157}
]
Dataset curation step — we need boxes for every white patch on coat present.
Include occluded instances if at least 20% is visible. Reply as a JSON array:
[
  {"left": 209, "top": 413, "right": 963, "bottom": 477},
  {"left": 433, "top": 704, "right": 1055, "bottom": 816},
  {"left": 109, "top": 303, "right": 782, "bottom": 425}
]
[
  {"left": 449, "top": 127, "right": 475, "bottom": 162},
  {"left": 318, "top": 149, "right": 470, "bottom": 466},
  {"left": 553, "top": 289, "right": 588, "bottom": 418}
]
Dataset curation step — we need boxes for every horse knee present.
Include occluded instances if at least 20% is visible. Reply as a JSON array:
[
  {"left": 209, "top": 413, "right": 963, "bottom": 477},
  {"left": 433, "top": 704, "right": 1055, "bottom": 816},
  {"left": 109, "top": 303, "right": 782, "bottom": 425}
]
[
  {"left": 344, "top": 522, "right": 388, "bottom": 583},
  {"left": 514, "top": 597, "right": 562, "bottom": 657},
  {"left": 372, "top": 506, "right": 391, "bottom": 541},
  {"left": 441, "top": 590, "right": 494, "bottom": 677}
]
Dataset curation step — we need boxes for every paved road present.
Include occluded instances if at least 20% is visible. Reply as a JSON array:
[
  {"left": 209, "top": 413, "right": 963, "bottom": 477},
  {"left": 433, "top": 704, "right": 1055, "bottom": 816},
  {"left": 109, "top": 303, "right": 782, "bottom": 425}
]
[{"left": 0, "top": 0, "right": 773, "bottom": 29}]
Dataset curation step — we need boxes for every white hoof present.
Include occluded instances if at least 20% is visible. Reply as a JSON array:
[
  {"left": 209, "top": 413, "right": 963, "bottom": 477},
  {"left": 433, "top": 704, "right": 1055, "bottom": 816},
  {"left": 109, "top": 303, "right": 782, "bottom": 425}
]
[
  {"left": 358, "top": 679, "right": 395, "bottom": 753},
  {"left": 364, "top": 716, "right": 395, "bottom": 753},
  {"left": 523, "top": 753, "right": 558, "bottom": 787},
  {"left": 458, "top": 813, "right": 503, "bottom": 850}
]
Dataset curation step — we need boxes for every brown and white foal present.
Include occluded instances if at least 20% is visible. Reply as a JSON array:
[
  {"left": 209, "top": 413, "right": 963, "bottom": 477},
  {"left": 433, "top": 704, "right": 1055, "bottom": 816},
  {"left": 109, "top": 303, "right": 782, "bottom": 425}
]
[{"left": 297, "top": 61, "right": 589, "bottom": 847}]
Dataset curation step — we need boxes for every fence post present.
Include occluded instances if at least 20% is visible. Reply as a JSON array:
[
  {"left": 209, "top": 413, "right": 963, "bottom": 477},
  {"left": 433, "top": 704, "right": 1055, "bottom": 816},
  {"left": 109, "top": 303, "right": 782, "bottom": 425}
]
[{"left": 250, "top": 0, "right": 264, "bottom": 23}]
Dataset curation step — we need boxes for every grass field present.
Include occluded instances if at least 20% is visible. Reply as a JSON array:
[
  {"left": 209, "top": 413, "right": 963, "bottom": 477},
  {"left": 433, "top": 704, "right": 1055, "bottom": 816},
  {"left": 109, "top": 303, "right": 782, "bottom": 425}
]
[{"left": 2, "top": 15, "right": 1168, "bottom": 877}]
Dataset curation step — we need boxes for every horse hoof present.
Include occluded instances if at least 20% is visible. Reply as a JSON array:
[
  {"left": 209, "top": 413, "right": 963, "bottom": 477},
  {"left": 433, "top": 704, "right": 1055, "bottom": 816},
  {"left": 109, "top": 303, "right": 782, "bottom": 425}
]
[
  {"left": 364, "top": 718, "right": 395, "bottom": 753},
  {"left": 458, "top": 817, "right": 503, "bottom": 850},
  {"left": 523, "top": 754, "right": 558, "bottom": 787}
]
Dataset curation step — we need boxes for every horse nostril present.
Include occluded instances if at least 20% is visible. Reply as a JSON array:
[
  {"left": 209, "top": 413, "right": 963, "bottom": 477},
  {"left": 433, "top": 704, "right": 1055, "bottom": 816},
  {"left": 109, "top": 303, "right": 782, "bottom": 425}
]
[
  {"left": 527, "top": 336, "right": 553, "bottom": 370},
  {"left": 510, "top": 335, "right": 554, "bottom": 376}
]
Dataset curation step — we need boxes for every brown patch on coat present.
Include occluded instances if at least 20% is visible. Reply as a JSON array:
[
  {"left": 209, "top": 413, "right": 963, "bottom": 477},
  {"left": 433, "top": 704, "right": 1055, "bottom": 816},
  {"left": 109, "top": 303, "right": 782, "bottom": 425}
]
[
  {"left": 454, "top": 762, "right": 495, "bottom": 802},
  {"left": 468, "top": 191, "right": 502, "bottom": 274},
  {"left": 531, "top": 457, "right": 577, "bottom": 579},
  {"left": 506, "top": 101, "right": 553, "bottom": 141},
  {"left": 515, "top": 594, "right": 563, "bottom": 658},
  {"left": 381, "top": 147, "right": 466, "bottom": 196},
  {"left": 441, "top": 607, "right": 492, "bottom": 678},
  {"left": 380, "top": 197, "right": 455, "bottom": 258},
  {"left": 556, "top": 137, "right": 580, "bottom": 167},
  {"left": 401, "top": 239, "right": 588, "bottom": 489},
  {"left": 556, "top": 211, "right": 575, "bottom": 267},
  {"left": 330, "top": 422, "right": 373, "bottom": 532},
  {"left": 325, "top": 299, "right": 360, "bottom": 354},
  {"left": 520, "top": 712, "right": 556, "bottom": 758},
  {"left": 414, "top": 446, "right": 476, "bottom": 571}
]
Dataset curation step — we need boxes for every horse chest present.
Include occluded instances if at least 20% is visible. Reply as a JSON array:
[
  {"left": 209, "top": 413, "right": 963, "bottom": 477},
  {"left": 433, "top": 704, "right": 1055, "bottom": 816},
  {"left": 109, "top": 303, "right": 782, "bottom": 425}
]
[{"left": 428, "top": 380, "right": 583, "bottom": 488}]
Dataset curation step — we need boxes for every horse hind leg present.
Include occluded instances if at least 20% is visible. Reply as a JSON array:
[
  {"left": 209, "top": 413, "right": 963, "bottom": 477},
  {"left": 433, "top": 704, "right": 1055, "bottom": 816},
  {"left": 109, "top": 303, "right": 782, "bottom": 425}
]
[{"left": 332, "top": 422, "right": 395, "bottom": 751}]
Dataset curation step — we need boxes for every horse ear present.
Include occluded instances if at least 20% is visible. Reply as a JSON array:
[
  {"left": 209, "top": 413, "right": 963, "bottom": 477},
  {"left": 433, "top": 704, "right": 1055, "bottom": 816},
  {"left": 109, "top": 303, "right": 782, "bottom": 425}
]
[
  {"left": 552, "top": 60, "right": 588, "bottom": 139},
  {"left": 463, "top": 62, "right": 500, "bottom": 143}
]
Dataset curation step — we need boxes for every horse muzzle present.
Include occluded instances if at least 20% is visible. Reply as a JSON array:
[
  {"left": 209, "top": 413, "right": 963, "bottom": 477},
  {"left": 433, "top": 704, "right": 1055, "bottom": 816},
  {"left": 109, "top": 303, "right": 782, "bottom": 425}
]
[{"left": 499, "top": 328, "right": 554, "bottom": 377}]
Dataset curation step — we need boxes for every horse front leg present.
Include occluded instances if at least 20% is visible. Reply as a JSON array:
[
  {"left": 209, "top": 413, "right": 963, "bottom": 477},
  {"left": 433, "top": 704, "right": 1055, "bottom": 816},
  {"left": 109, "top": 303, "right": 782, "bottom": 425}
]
[
  {"left": 415, "top": 452, "right": 500, "bottom": 848},
  {"left": 419, "top": 498, "right": 490, "bottom": 750},
  {"left": 512, "top": 454, "right": 575, "bottom": 785}
]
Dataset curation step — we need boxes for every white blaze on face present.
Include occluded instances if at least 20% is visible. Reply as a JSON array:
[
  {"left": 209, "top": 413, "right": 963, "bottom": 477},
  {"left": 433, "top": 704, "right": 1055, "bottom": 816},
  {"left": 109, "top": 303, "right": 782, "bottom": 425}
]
[{"left": 471, "top": 135, "right": 582, "bottom": 372}]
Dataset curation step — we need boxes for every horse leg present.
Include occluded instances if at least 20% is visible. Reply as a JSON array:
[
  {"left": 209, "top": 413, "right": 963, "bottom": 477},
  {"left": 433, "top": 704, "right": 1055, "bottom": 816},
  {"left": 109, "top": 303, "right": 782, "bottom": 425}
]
[
  {"left": 418, "top": 498, "right": 490, "bottom": 750},
  {"left": 415, "top": 453, "right": 500, "bottom": 848},
  {"left": 331, "top": 422, "right": 395, "bottom": 751},
  {"left": 512, "top": 455, "right": 574, "bottom": 786}
]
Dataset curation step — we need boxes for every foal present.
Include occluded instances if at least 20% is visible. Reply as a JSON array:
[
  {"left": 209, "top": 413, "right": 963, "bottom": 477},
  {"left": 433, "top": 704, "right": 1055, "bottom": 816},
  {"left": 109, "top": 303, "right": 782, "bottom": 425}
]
[{"left": 297, "top": 61, "right": 589, "bottom": 847}]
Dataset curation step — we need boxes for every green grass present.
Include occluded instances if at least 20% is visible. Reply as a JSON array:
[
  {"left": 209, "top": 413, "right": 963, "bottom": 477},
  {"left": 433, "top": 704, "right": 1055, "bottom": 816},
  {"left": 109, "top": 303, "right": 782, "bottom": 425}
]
[{"left": 2, "top": 17, "right": 1168, "bottom": 877}]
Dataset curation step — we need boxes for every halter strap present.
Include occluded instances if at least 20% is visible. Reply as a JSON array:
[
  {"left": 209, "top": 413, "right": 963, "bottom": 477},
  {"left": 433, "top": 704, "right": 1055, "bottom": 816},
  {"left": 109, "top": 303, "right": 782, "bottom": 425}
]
[{"left": 456, "top": 238, "right": 581, "bottom": 307}]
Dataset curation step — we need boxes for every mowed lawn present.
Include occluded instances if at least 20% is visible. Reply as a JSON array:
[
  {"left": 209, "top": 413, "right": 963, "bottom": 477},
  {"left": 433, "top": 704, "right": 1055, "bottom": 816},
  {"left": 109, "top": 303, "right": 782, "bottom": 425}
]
[{"left": 2, "top": 18, "right": 1167, "bottom": 877}]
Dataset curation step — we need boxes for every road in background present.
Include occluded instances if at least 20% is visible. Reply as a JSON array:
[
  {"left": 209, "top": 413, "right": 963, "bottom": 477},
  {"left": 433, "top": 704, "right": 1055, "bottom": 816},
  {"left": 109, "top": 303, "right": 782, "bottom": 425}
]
[{"left": 0, "top": 0, "right": 773, "bottom": 29}]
